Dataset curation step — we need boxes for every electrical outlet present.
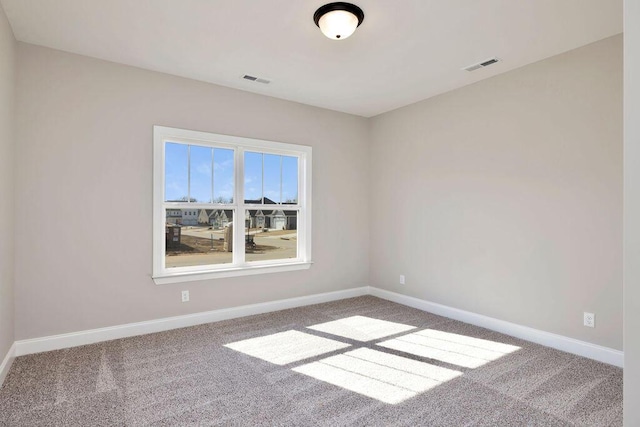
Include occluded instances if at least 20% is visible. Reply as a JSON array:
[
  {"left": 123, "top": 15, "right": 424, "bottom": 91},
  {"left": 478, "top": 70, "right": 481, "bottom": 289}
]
[
  {"left": 182, "top": 290, "right": 190, "bottom": 303},
  {"left": 584, "top": 312, "right": 595, "bottom": 328},
  {"left": 399, "top": 275, "right": 405, "bottom": 285}
]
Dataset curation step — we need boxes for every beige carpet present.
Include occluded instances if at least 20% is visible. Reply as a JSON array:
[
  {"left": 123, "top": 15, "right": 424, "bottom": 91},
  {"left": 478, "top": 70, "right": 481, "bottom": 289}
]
[{"left": 0, "top": 296, "right": 623, "bottom": 426}]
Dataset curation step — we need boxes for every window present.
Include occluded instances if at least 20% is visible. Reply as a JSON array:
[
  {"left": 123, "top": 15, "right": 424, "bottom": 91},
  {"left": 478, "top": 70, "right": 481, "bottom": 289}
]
[{"left": 153, "top": 126, "right": 312, "bottom": 284}]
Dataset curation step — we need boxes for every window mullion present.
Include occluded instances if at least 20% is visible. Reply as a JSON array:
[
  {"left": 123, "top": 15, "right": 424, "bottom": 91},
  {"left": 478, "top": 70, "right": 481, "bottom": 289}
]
[
  {"left": 234, "top": 147, "right": 245, "bottom": 266},
  {"left": 187, "top": 145, "right": 191, "bottom": 203},
  {"left": 211, "top": 147, "right": 216, "bottom": 203},
  {"left": 280, "top": 155, "right": 283, "bottom": 204},
  {"left": 298, "top": 155, "right": 307, "bottom": 260}
]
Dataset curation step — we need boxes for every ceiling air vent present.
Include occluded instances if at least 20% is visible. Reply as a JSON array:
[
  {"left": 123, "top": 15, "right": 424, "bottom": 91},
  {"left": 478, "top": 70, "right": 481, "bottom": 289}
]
[
  {"left": 241, "top": 74, "right": 271, "bottom": 84},
  {"left": 462, "top": 57, "right": 500, "bottom": 72}
]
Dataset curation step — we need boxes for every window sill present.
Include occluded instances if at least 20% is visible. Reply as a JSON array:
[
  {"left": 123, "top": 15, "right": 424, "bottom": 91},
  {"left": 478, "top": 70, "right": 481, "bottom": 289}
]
[{"left": 153, "top": 261, "right": 313, "bottom": 285}]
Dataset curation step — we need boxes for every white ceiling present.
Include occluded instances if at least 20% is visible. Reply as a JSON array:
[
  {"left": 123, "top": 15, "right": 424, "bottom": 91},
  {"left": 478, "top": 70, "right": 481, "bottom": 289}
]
[{"left": 1, "top": 0, "right": 622, "bottom": 117}]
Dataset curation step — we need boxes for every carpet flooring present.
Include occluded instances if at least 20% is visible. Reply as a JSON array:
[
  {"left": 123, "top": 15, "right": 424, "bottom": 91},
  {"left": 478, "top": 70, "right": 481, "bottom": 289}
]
[{"left": 0, "top": 296, "right": 623, "bottom": 426}]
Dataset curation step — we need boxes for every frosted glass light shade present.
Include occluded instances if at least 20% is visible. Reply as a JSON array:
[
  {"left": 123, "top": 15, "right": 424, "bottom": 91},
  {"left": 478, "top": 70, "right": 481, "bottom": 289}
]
[
  {"left": 314, "top": 3, "right": 364, "bottom": 41},
  {"left": 318, "top": 10, "right": 359, "bottom": 40}
]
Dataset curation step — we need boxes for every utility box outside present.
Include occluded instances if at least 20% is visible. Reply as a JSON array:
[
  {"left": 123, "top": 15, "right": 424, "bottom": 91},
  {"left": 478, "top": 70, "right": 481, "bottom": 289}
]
[
  {"left": 224, "top": 224, "right": 233, "bottom": 252},
  {"left": 166, "top": 224, "right": 181, "bottom": 249}
]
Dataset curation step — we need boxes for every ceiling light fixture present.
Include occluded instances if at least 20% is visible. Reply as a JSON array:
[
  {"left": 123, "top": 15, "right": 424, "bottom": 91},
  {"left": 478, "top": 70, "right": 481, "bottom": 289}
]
[{"left": 313, "top": 2, "right": 365, "bottom": 40}]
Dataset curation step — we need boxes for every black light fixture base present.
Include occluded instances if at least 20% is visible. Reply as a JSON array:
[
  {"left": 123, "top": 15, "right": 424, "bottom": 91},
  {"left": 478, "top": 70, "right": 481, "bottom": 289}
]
[{"left": 313, "top": 2, "right": 365, "bottom": 28}]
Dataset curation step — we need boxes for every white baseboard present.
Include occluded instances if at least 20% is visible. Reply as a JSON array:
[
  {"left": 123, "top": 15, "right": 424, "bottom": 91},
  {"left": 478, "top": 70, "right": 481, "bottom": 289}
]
[
  {"left": 369, "top": 287, "right": 624, "bottom": 367},
  {"left": 11, "top": 285, "right": 623, "bottom": 368},
  {"left": 0, "top": 342, "right": 16, "bottom": 387},
  {"left": 14, "top": 286, "right": 369, "bottom": 357}
]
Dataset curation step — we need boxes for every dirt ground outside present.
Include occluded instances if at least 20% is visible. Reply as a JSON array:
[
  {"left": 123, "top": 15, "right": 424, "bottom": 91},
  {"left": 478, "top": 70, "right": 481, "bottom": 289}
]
[{"left": 166, "top": 226, "right": 297, "bottom": 268}]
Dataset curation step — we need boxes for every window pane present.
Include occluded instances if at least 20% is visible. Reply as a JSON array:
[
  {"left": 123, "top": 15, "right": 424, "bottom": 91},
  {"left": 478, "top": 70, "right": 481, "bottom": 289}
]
[
  {"left": 165, "top": 142, "right": 188, "bottom": 202},
  {"left": 263, "top": 154, "right": 281, "bottom": 204},
  {"left": 165, "top": 208, "right": 234, "bottom": 268},
  {"left": 282, "top": 156, "right": 298, "bottom": 204},
  {"left": 245, "top": 209, "right": 298, "bottom": 263},
  {"left": 244, "top": 152, "right": 263, "bottom": 202},
  {"left": 190, "top": 145, "right": 212, "bottom": 203},
  {"left": 213, "top": 148, "right": 234, "bottom": 204}
]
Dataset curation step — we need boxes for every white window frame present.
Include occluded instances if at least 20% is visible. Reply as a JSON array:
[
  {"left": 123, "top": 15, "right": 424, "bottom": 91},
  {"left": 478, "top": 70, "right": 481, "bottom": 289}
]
[{"left": 153, "top": 126, "right": 312, "bottom": 284}]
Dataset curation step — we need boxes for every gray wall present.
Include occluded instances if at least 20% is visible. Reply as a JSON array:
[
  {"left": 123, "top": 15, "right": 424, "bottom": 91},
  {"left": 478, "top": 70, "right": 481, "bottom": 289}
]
[
  {"left": 624, "top": 0, "right": 640, "bottom": 424},
  {"left": 14, "top": 43, "right": 370, "bottom": 340},
  {"left": 369, "top": 35, "right": 623, "bottom": 350},
  {"left": 0, "top": 4, "right": 15, "bottom": 360}
]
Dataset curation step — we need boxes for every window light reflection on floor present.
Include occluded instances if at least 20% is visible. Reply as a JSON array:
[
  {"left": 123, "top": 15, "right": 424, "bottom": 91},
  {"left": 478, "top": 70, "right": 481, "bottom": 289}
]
[
  {"left": 224, "top": 330, "right": 350, "bottom": 365},
  {"left": 307, "top": 315, "right": 417, "bottom": 341},
  {"left": 378, "top": 329, "right": 521, "bottom": 369},
  {"left": 293, "top": 348, "right": 462, "bottom": 404},
  {"left": 224, "top": 318, "right": 522, "bottom": 405}
]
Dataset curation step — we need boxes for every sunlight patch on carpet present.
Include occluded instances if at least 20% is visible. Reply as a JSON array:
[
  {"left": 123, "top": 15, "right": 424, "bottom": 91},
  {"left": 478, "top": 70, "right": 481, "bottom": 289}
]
[
  {"left": 378, "top": 329, "right": 520, "bottom": 369},
  {"left": 307, "top": 315, "right": 417, "bottom": 342},
  {"left": 293, "top": 348, "right": 462, "bottom": 404},
  {"left": 224, "top": 330, "right": 350, "bottom": 365}
]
